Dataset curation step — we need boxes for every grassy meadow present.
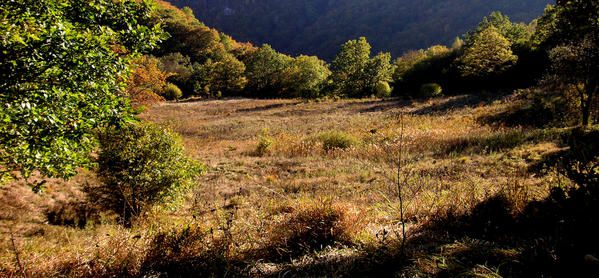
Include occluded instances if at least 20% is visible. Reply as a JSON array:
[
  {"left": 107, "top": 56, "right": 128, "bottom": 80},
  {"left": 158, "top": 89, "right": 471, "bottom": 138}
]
[{"left": 1, "top": 93, "right": 580, "bottom": 277}]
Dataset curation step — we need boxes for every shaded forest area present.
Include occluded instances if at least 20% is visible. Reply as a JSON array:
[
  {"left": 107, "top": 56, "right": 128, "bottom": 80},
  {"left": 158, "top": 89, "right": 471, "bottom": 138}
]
[{"left": 171, "top": 0, "right": 551, "bottom": 59}]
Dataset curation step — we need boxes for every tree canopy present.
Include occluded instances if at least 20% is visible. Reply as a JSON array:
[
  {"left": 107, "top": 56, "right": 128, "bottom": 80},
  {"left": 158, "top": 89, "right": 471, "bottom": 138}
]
[{"left": 0, "top": 0, "right": 164, "bottom": 181}]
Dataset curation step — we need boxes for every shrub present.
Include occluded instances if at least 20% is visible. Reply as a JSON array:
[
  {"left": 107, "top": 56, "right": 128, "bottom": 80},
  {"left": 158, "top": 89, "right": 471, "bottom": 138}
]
[
  {"left": 141, "top": 225, "right": 231, "bottom": 276},
  {"left": 264, "top": 201, "right": 360, "bottom": 260},
  {"left": 375, "top": 81, "right": 393, "bottom": 98},
  {"left": 163, "top": 83, "right": 183, "bottom": 101},
  {"left": 90, "top": 123, "right": 202, "bottom": 226},
  {"left": 254, "top": 128, "right": 274, "bottom": 156},
  {"left": 45, "top": 200, "right": 96, "bottom": 229},
  {"left": 318, "top": 131, "right": 358, "bottom": 151},
  {"left": 420, "top": 83, "right": 443, "bottom": 98},
  {"left": 562, "top": 128, "right": 599, "bottom": 187}
]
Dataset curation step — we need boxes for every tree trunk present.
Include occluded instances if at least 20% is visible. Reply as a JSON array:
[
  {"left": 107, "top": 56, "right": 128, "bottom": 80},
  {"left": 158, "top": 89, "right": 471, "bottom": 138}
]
[{"left": 583, "top": 83, "right": 598, "bottom": 127}]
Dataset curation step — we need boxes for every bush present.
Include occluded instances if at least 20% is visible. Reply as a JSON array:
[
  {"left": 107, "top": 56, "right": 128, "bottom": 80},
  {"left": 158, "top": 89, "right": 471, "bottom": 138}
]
[
  {"left": 419, "top": 83, "right": 443, "bottom": 98},
  {"left": 318, "top": 131, "right": 358, "bottom": 151},
  {"left": 163, "top": 83, "right": 183, "bottom": 101},
  {"left": 562, "top": 128, "right": 599, "bottom": 187},
  {"left": 264, "top": 201, "right": 359, "bottom": 260},
  {"left": 91, "top": 123, "right": 202, "bottom": 226},
  {"left": 375, "top": 81, "right": 392, "bottom": 98},
  {"left": 254, "top": 128, "right": 274, "bottom": 156},
  {"left": 141, "top": 225, "right": 232, "bottom": 276}
]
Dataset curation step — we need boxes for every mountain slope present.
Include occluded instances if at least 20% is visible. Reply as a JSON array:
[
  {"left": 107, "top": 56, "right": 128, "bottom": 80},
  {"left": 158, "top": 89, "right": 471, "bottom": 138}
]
[{"left": 168, "top": 0, "right": 553, "bottom": 59}]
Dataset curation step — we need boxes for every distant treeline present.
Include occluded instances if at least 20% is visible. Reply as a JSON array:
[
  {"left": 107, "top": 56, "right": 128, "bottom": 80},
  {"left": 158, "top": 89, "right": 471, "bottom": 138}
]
[
  {"left": 138, "top": 1, "right": 580, "bottom": 102},
  {"left": 169, "top": 0, "right": 551, "bottom": 60}
]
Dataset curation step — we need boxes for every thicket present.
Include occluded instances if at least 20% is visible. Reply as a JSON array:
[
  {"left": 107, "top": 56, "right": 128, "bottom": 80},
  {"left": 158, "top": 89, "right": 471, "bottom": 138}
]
[{"left": 90, "top": 123, "right": 201, "bottom": 226}]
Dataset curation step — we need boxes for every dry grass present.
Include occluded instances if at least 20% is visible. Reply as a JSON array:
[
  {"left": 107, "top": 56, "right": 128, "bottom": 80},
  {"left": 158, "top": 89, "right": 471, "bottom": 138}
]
[{"left": 0, "top": 95, "right": 567, "bottom": 276}]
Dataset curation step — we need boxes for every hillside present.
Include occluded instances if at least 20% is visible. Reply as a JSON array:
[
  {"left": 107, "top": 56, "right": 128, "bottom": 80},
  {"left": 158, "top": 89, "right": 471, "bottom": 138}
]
[
  {"left": 169, "top": 0, "right": 553, "bottom": 59},
  {"left": 2, "top": 0, "right": 598, "bottom": 276},
  {"left": 3, "top": 95, "right": 593, "bottom": 276}
]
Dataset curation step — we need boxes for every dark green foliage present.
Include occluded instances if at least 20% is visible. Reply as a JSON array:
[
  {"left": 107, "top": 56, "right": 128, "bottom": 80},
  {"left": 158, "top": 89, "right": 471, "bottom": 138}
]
[
  {"left": 91, "top": 123, "right": 201, "bottom": 225},
  {"left": 281, "top": 55, "right": 331, "bottom": 99},
  {"left": 243, "top": 44, "right": 293, "bottom": 97},
  {"left": 544, "top": 0, "right": 599, "bottom": 126},
  {"left": 192, "top": 54, "right": 247, "bottom": 97},
  {"left": 331, "top": 37, "right": 393, "bottom": 98},
  {"left": 152, "top": 1, "right": 249, "bottom": 97},
  {"left": 0, "top": 0, "right": 164, "bottom": 181},
  {"left": 173, "top": 0, "right": 551, "bottom": 60},
  {"left": 392, "top": 10, "right": 551, "bottom": 96},
  {"left": 562, "top": 128, "right": 599, "bottom": 188}
]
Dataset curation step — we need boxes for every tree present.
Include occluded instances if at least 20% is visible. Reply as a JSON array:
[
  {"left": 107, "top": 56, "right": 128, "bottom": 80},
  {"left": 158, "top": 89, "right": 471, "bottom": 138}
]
[
  {"left": 244, "top": 44, "right": 293, "bottom": 97},
  {"left": 281, "top": 55, "right": 331, "bottom": 98},
  {"left": 547, "top": 0, "right": 599, "bottom": 126},
  {"left": 331, "top": 37, "right": 371, "bottom": 97},
  {"left": 468, "top": 11, "right": 534, "bottom": 50},
  {"left": 0, "top": 0, "right": 164, "bottom": 181},
  {"left": 331, "top": 37, "right": 393, "bottom": 98},
  {"left": 127, "top": 55, "right": 172, "bottom": 107},
  {"left": 451, "top": 37, "right": 465, "bottom": 50},
  {"left": 531, "top": 5, "right": 559, "bottom": 49},
  {"left": 159, "top": 53, "right": 194, "bottom": 85},
  {"left": 458, "top": 26, "right": 518, "bottom": 78},
  {"left": 192, "top": 53, "right": 247, "bottom": 97},
  {"left": 362, "top": 52, "right": 394, "bottom": 96},
  {"left": 90, "top": 123, "right": 201, "bottom": 226}
]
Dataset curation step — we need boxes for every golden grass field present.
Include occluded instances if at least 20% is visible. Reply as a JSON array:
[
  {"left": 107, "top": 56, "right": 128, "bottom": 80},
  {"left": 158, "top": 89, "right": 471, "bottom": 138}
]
[{"left": 1, "top": 94, "right": 573, "bottom": 276}]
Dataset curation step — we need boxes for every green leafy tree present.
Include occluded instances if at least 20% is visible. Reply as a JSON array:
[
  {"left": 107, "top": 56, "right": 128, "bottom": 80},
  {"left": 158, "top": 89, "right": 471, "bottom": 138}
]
[
  {"left": 159, "top": 52, "right": 194, "bottom": 86},
  {"left": 192, "top": 53, "right": 247, "bottom": 97},
  {"left": 331, "top": 37, "right": 393, "bottom": 98},
  {"left": 244, "top": 44, "right": 293, "bottom": 97},
  {"left": 362, "top": 52, "right": 394, "bottom": 95},
  {"left": 531, "top": 5, "right": 559, "bottom": 49},
  {"left": 281, "top": 55, "right": 331, "bottom": 98},
  {"left": 331, "top": 37, "right": 371, "bottom": 97},
  {"left": 0, "top": 0, "right": 164, "bottom": 181},
  {"left": 468, "top": 11, "right": 534, "bottom": 49},
  {"left": 90, "top": 123, "right": 201, "bottom": 226},
  {"left": 458, "top": 26, "right": 518, "bottom": 78}
]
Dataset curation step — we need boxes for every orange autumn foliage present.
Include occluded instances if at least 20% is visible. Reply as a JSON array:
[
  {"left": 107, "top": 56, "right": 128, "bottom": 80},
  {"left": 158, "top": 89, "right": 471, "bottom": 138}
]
[{"left": 127, "top": 55, "right": 173, "bottom": 107}]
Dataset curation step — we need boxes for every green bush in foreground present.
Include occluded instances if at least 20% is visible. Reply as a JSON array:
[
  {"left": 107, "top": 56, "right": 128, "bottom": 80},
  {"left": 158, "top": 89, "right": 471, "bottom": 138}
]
[
  {"left": 0, "top": 0, "right": 164, "bottom": 181},
  {"left": 92, "top": 123, "right": 202, "bottom": 226},
  {"left": 319, "top": 131, "right": 359, "bottom": 151}
]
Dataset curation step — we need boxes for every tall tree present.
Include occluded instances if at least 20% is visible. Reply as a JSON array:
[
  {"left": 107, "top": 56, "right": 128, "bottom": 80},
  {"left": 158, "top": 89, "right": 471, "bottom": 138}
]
[
  {"left": 0, "top": 0, "right": 164, "bottom": 181},
  {"left": 548, "top": 0, "right": 599, "bottom": 126},
  {"left": 281, "top": 55, "right": 331, "bottom": 98},
  {"left": 458, "top": 26, "right": 518, "bottom": 78},
  {"left": 243, "top": 44, "right": 293, "bottom": 97},
  {"left": 331, "top": 37, "right": 393, "bottom": 98}
]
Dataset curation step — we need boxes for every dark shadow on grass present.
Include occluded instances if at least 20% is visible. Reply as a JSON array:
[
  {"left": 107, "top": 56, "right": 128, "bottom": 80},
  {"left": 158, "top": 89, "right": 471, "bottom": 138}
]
[
  {"left": 235, "top": 102, "right": 300, "bottom": 114},
  {"left": 411, "top": 94, "right": 485, "bottom": 115},
  {"left": 478, "top": 103, "right": 555, "bottom": 128},
  {"left": 440, "top": 128, "right": 567, "bottom": 157}
]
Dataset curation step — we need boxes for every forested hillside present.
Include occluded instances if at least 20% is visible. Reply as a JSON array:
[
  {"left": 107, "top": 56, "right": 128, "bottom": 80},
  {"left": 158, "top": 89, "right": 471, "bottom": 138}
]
[{"left": 169, "top": 0, "right": 552, "bottom": 59}]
